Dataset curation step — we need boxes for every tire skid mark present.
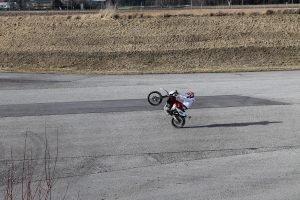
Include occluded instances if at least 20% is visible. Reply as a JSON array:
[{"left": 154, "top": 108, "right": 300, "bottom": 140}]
[{"left": 0, "top": 145, "right": 298, "bottom": 183}]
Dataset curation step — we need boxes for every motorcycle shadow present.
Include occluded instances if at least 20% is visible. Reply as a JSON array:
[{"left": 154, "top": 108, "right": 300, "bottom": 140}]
[{"left": 183, "top": 121, "right": 282, "bottom": 129}]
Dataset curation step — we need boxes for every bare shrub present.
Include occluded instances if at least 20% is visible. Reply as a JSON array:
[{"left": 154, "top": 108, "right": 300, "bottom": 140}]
[
  {"left": 142, "top": 14, "right": 152, "bottom": 18},
  {"left": 249, "top": 12, "right": 260, "bottom": 16},
  {"left": 282, "top": 9, "right": 300, "bottom": 14},
  {"left": 131, "top": 13, "right": 138, "bottom": 19},
  {"left": 215, "top": 12, "right": 228, "bottom": 16},
  {"left": 265, "top": 10, "right": 275, "bottom": 15},
  {"left": 2, "top": 129, "right": 61, "bottom": 200},
  {"left": 163, "top": 13, "right": 172, "bottom": 18},
  {"left": 98, "top": 9, "right": 116, "bottom": 20},
  {"left": 282, "top": 9, "right": 290, "bottom": 14},
  {"left": 112, "top": 14, "right": 120, "bottom": 19},
  {"left": 178, "top": 14, "right": 194, "bottom": 17},
  {"left": 207, "top": 11, "right": 230, "bottom": 17}
]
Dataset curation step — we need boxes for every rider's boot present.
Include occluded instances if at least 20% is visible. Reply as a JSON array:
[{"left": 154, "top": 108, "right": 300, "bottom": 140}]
[{"left": 164, "top": 104, "right": 172, "bottom": 115}]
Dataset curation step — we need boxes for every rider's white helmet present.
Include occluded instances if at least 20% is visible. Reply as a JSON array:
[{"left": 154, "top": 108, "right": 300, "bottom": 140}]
[{"left": 169, "top": 90, "right": 178, "bottom": 96}]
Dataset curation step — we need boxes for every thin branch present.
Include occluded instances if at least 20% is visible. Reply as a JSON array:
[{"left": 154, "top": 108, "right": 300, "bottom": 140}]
[
  {"left": 32, "top": 179, "right": 43, "bottom": 200},
  {"left": 21, "top": 130, "right": 28, "bottom": 200},
  {"left": 52, "top": 128, "right": 59, "bottom": 179},
  {"left": 61, "top": 182, "right": 70, "bottom": 200}
]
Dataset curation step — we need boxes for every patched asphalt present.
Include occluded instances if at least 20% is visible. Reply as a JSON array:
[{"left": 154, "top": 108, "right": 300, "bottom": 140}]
[{"left": 0, "top": 95, "right": 288, "bottom": 118}]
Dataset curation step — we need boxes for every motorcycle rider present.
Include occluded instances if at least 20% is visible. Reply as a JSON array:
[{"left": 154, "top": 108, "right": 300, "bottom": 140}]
[{"left": 164, "top": 90, "right": 195, "bottom": 116}]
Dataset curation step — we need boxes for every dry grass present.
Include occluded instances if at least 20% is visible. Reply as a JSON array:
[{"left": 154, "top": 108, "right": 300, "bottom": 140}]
[
  {"left": 1, "top": 65, "right": 299, "bottom": 75},
  {"left": 0, "top": 9, "right": 299, "bottom": 74},
  {"left": 114, "top": 7, "right": 300, "bottom": 18}
]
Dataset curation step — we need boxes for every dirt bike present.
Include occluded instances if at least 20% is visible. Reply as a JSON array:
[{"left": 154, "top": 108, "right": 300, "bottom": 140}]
[{"left": 147, "top": 88, "right": 187, "bottom": 128}]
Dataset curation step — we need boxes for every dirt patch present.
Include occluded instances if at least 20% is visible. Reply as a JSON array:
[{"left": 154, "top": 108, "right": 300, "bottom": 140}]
[{"left": 0, "top": 10, "right": 299, "bottom": 74}]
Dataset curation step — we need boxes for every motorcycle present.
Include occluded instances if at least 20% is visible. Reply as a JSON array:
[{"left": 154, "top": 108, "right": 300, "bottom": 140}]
[{"left": 147, "top": 88, "right": 188, "bottom": 128}]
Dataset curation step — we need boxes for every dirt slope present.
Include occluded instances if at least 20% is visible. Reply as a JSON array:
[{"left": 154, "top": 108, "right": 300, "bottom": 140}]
[{"left": 0, "top": 12, "right": 299, "bottom": 74}]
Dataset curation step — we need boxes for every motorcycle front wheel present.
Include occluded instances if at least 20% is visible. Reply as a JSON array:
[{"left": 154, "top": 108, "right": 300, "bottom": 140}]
[
  {"left": 147, "top": 91, "right": 163, "bottom": 106},
  {"left": 171, "top": 116, "right": 186, "bottom": 128}
]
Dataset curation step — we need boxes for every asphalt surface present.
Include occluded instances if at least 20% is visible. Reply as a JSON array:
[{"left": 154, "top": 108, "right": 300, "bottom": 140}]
[
  {"left": 0, "top": 95, "right": 287, "bottom": 118},
  {"left": 0, "top": 71, "right": 299, "bottom": 200}
]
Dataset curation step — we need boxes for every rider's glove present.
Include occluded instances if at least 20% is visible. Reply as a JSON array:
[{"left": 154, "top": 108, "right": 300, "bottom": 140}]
[{"left": 174, "top": 90, "right": 178, "bottom": 96}]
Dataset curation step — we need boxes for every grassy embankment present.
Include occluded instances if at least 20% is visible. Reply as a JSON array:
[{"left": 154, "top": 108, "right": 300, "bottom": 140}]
[{"left": 0, "top": 8, "right": 299, "bottom": 74}]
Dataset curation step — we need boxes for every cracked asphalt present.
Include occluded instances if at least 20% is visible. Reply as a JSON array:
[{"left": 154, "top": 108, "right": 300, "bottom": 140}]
[{"left": 0, "top": 71, "right": 299, "bottom": 199}]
